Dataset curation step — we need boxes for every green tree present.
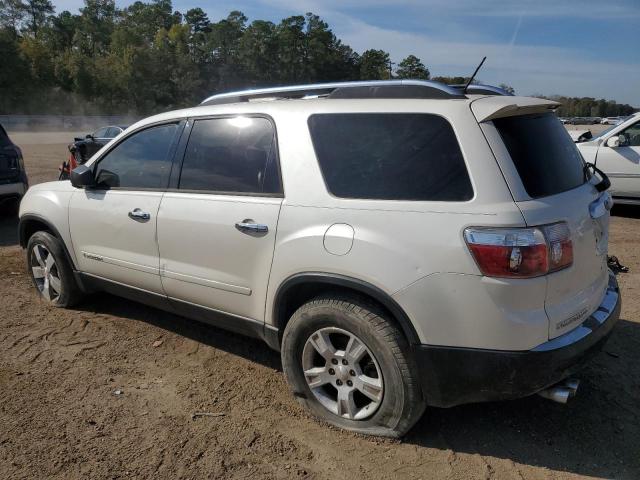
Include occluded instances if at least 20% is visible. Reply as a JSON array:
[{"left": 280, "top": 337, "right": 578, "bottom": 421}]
[
  {"left": 184, "top": 7, "right": 208, "bottom": 33},
  {"left": 0, "top": 0, "right": 26, "bottom": 34},
  {"left": 359, "top": 49, "right": 390, "bottom": 80},
  {"left": 396, "top": 54, "right": 429, "bottom": 79},
  {"left": 22, "top": 0, "right": 53, "bottom": 35}
]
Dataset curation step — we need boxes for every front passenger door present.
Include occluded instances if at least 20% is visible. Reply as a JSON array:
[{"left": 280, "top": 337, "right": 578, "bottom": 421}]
[
  {"left": 597, "top": 120, "right": 640, "bottom": 198},
  {"left": 69, "top": 122, "right": 182, "bottom": 294}
]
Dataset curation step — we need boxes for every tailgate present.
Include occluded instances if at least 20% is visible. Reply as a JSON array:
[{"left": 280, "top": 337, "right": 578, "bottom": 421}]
[
  {"left": 516, "top": 184, "right": 610, "bottom": 339},
  {"left": 477, "top": 104, "right": 613, "bottom": 340}
]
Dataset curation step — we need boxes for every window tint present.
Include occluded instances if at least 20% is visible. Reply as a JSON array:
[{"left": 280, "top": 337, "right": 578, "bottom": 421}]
[
  {"left": 179, "top": 116, "right": 281, "bottom": 195},
  {"left": 94, "top": 123, "right": 178, "bottom": 189},
  {"left": 493, "top": 113, "right": 585, "bottom": 198},
  {"left": 308, "top": 114, "right": 472, "bottom": 201},
  {"left": 620, "top": 121, "right": 640, "bottom": 147}
]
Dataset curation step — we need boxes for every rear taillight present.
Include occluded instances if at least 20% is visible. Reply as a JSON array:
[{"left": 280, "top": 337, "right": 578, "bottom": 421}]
[{"left": 464, "top": 222, "right": 573, "bottom": 278}]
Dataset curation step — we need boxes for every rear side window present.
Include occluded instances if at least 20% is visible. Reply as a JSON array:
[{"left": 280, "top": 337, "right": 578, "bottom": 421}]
[
  {"left": 179, "top": 116, "right": 281, "bottom": 195},
  {"left": 493, "top": 113, "right": 585, "bottom": 198},
  {"left": 308, "top": 114, "right": 473, "bottom": 201}
]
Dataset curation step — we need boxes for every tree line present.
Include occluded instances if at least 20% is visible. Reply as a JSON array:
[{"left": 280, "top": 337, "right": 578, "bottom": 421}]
[
  {"left": 0, "top": 0, "right": 636, "bottom": 116},
  {"left": 545, "top": 96, "right": 636, "bottom": 118}
]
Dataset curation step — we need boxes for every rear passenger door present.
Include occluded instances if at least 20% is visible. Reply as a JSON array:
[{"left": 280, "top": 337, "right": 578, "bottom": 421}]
[{"left": 157, "top": 115, "right": 283, "bottom": 322}]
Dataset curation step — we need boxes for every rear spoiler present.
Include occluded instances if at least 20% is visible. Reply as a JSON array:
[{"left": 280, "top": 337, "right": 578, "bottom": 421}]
[{"left": 471, "top": 96, "right": 560, "bottom": 123}]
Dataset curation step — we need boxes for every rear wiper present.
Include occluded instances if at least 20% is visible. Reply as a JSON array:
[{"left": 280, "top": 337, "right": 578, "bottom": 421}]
[{"left": 584, "top": 162, "right": 611, "bottom": 192}]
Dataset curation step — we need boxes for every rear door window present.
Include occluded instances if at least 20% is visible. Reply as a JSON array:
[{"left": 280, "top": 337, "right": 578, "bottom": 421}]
[
  {"left": 308, "top": 113, "right": 473, "bottom": 201},
  {"left": 493, "top": 113, "right": 586, "bottom": 198},
  {"left": 178, "top": 116, "right": 282, "bottom": 195}
]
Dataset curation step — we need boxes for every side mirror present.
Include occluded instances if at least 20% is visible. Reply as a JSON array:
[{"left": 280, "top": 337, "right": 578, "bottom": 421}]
[
  {"left": 70, "top": 164, "right": 95, "bottom": 188},
  {"left": 85, "top": 134, "right": 94, "bottom": 139},
  {"left": 606, "top": 136, "right": 620, "bottom": 148}
]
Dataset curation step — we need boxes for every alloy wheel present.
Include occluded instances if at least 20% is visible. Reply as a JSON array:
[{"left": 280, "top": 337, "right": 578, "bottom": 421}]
[
  {"left": 302, "top": 327, "right": 384, "bottom": 420},
  {"left": 30, "top": 244, "right": 62, "bottom": 302}
]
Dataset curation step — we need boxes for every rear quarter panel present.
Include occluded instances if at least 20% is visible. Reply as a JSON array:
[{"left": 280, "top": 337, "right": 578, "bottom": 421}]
[{"left": 264, "top": 101, "right": 543, "bottom": 347}]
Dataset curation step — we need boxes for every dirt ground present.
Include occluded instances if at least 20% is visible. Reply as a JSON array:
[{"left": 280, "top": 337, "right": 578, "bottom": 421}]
[{"left": 0, "top": 132, "right": 639, "bottom": 480}]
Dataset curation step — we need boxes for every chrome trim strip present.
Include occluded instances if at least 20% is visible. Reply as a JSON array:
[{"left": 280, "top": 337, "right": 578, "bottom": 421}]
[
  {"left": 607, "top": 173, "right": 640, "bottom": 178},
  {"left": 161, "top": 269, "right": 252, "bottom": 296},
  {"left": 81, "top": 251, "right": 158, "bottom": 275},
  {"left": 532, "top": 272, "right": 619, "bottom": 352},
  {"left": 201, "top": 80, "right": 463, "bottom": 105}
]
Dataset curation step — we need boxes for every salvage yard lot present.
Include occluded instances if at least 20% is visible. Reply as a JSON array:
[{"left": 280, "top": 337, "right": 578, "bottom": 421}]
[{"left": 1, "top": 131, "right": 639, "bottom": 479}]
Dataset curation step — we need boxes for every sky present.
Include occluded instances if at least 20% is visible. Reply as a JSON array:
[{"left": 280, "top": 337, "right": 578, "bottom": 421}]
[{"left": 55, "top": 0, "right": 640, "bottom": 106}]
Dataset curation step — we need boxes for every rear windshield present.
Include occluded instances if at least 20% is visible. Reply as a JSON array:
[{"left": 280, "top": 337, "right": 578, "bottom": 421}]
[
  {"left": 493, "top": 113, "right": 585, "bottom": 198},
  {"left": 308, "top": 113, "right": 473, "bottom": 201}
]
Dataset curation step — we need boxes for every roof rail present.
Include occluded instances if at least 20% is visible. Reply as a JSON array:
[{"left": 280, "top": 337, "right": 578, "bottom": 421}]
[
  {"left": 451, "top": 84, "right": 514, "bottom": 96},
  {"left": 200, "top": 80, "right": 466, "bottom": 105}
]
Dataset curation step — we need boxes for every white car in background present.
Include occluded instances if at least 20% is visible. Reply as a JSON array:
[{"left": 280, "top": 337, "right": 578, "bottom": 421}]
[
  {"left": 578, "top": 112, "right": 640, "bottom": 204},
  {"left": 601, "top": 117, "right": 621, "bottom": 125}
]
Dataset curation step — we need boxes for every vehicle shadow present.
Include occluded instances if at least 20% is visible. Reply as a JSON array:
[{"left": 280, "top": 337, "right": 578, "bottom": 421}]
[
  {"left": 612, "top": 204, "right": 640, "bottom": 219},
  {"left": 72, "top": 292, "right": 282, "bottom": 371},
  {"left": 404, "top": 317, "right": 640, "bottom": 479},
  {"left": 0, "top": 206, "right": 19, "bottom": 246},
  {"left": 74, "top": 290, "right": 640, "bottom": 478}
]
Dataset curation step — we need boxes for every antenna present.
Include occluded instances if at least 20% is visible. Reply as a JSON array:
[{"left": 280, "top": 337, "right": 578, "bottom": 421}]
[{"left": 464, "top": 56, "right": 486, "bottom": 93}]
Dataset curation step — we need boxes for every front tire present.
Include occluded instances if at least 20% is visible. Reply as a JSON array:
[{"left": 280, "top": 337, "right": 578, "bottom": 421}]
[
  {"left": 26, "top": 231, "right": 82, "bottom": 307},
  {"left": 281, "top": 295, "right": 426, "bottom": 437}
]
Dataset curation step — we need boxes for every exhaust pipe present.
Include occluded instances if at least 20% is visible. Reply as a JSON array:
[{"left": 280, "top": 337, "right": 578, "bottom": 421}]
[{"left": 537, "top": 378, "right": 580, "bottom": 404}]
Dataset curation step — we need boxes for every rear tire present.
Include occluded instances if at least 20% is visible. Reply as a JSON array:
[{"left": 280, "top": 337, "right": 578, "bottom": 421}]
[
  {"left": 26, "top": 231, "right": 83, "bottom": 307},
  {"left": 281, "top": 295, "right": 426, "bottom": 437}
]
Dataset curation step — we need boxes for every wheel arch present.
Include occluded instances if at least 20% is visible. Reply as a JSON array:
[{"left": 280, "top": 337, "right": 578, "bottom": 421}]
[
  {"left": 272, "top": 272, "right": 420, "bottom": 347},
  {"left": 19, "top": 214, "right": 78, "bottom": 270}
]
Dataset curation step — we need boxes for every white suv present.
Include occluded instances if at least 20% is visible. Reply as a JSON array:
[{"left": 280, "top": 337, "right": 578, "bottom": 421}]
[{"left": 19, "top": 81, "right": 621, "bottom": 437}]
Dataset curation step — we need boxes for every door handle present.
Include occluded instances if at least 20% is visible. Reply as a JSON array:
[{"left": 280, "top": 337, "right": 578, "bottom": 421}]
[
  {"left": 128, "top": 208, "right": 151, "bottom": 221},
  {"left": 235, "top": 220, "right": 268, "bottom": 234}
]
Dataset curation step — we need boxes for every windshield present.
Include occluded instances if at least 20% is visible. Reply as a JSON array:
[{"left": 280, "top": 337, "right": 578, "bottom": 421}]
[
  {"left": 493, "top": 113, "right": 586, "bottom": 198},
  {"left": 593, "top": 124, "right": 620, "bottom": 139}
]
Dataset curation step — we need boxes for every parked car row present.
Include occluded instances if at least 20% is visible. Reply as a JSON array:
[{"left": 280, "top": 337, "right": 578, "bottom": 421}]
[
  {"left": 18, "top": 81, "right": 622, "bottom": 437},
  {"left": 561, "top": 116, "right": 631, "bottom": 125}
]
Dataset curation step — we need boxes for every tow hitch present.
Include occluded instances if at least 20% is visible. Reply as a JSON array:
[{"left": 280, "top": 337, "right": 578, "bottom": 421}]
[{"left": 537, "top": 378, "right": 580, "bottom": 404}]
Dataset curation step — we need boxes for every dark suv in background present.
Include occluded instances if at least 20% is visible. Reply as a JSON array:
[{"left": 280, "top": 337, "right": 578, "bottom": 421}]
[
  {"left": 70, "top": 125, "right": 127, "bottom": 163},
  {"left": 0, "top": 123, "right": 28, "bottom": 210}
]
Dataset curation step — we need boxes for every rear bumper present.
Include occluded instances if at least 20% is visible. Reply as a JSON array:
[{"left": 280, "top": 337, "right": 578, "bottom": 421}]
[
  {"left": 0, "top": 181, "right": 26, "bottom": 201},
  {"left": 415, "top": 271, "right": 621, "bottom": 408}
]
